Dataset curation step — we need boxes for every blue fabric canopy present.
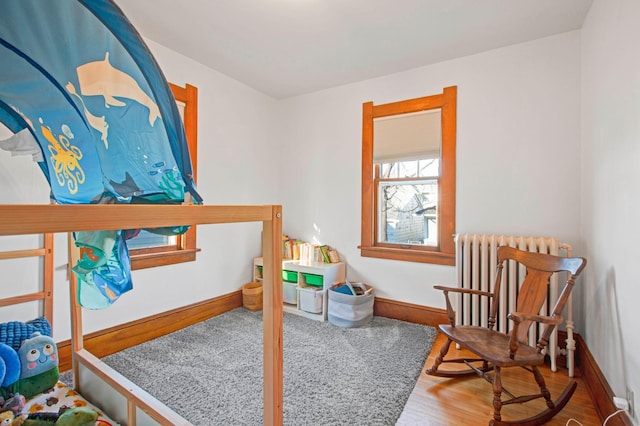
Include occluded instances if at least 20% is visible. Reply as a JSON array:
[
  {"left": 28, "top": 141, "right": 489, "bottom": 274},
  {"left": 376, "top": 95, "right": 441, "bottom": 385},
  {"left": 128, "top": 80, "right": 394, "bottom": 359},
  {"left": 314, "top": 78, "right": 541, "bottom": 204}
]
[{"left": 0, "top": 0, "right": 202, "bottom": 308}]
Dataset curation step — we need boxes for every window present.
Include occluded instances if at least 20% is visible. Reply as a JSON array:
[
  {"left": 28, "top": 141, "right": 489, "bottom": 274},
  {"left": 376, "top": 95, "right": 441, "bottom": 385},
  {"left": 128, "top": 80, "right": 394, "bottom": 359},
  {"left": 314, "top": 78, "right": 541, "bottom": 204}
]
[
  {"left": 360, "top": 86, "right": 456, "bottom": 265},
  {"left": 129, "top": 83, "right": 199, "bottom": 270}
]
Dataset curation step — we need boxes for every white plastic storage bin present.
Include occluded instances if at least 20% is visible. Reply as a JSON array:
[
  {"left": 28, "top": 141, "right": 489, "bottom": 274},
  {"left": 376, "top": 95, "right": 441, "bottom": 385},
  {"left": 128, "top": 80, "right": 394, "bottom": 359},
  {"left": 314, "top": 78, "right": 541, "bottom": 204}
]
[
  {"left": 297, "top": 286, "right": 323, "bottom": 313},
  {"left": 283, "top": 281, "right": 298, "bottom": 304}
]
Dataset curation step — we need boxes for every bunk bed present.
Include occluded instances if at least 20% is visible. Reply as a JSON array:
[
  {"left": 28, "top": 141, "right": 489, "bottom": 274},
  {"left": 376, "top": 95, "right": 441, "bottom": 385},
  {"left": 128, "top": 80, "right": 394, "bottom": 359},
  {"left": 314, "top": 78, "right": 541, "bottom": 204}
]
[
  {"left": 0, "top": 1, "right": 285, "bottom": 424},
  {"left": 0, "top": 205, "right": 284, "bottom": 425}
]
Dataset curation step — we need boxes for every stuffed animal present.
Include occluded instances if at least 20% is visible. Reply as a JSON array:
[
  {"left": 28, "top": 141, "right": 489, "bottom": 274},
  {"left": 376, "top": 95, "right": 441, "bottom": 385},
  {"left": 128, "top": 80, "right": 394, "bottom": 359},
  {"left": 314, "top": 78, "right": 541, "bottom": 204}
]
[
  {"left": 11, "top": 407, "right": 98, "bottom": 426},
  {"left": 0, "top": 319, "right": 51, "bottom": 353},
  {"left": 0, "top": 344, "right": 20, "bottom": 389},
  {"left": 17, "top": 333, "right": 57, "bottom": 381},
  {"left": 3, "top": 333, "right": 59, "bottom": 400},
  {"left": 0, "top": 344, "right": 21, "bottom": 402},
  {"left": 0, "top": 411, "right": 15, "bottom": 426},
  {"left": 0, "top": 394, "right": 24, "bottom": 415},
  {"left": 0, "top": 318, "right": 58, "bottom": 401}
]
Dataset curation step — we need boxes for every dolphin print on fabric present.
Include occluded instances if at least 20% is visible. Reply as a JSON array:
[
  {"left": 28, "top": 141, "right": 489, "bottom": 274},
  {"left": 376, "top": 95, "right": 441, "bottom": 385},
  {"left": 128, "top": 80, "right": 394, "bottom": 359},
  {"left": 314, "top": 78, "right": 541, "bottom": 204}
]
[
  {"left": 66, "top": 81, "right": 110, "bottom": 149},
  {"left": 75, "top": 52, "right": 161, "bottom": 127}
]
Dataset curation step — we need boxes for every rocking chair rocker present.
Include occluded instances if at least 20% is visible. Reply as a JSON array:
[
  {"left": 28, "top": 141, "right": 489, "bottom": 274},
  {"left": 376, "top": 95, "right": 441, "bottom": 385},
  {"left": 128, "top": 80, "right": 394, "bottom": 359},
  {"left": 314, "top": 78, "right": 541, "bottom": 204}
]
[{"left": 425, "top": 246, "right": 586, "bottom": 425}]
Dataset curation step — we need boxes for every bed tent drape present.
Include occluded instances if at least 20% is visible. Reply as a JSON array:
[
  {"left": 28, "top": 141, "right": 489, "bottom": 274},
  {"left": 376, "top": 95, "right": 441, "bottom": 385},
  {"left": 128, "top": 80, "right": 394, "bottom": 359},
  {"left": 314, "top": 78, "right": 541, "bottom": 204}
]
[{"left": 0, "top": 0, "right": 202, "bottom": 309}]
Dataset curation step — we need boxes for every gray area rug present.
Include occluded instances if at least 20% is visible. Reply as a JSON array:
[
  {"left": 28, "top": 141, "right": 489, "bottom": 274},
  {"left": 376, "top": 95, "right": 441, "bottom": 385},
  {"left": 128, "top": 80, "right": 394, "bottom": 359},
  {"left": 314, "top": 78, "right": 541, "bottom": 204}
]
[{"left": 84, "top": 309, "right": 435, "bottom": 425}]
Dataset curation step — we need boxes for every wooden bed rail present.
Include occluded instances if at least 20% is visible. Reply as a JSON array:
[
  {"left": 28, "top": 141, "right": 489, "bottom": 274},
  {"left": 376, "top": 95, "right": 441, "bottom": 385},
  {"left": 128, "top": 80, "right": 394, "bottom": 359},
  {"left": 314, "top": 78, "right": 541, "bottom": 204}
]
[
  {"left": 0, "top": 247, "right": 47, "bottom": 260},
  {"left": 74, "top": 349, "right": 189, "bottom": 425},
  {"left": 0, "top": 204, "right": 274, "bottom": 234},
  {"left": 0, "top": 204, "right": 283, "bottom": 426}
]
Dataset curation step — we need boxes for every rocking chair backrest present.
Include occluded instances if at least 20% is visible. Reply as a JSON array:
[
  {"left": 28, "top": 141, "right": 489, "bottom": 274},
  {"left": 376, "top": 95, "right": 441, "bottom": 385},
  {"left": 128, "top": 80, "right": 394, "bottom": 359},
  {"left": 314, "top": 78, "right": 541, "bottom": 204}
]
[{"left": 493, "top": 246, "right": 586, "bottom": 345}]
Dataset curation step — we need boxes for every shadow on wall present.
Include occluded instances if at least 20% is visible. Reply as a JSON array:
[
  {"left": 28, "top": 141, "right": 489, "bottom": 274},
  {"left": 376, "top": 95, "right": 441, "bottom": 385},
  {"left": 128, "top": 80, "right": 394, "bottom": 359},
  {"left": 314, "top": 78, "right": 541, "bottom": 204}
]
[{"left": 595, "top": 267, "right": 628, "bottom": 396}]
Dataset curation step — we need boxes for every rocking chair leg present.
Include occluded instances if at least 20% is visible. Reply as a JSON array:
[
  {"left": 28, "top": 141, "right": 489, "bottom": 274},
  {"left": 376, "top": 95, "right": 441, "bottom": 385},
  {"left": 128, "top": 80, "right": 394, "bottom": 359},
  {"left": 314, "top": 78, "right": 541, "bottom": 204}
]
[
  {"left": 532, "top": 366, "right": 554, "bottom": 409},
  {"left": 425, "top": 337, "right": 453, "bottom": 374},
  {"left": 492, "top": 366, "right": 503, "bottom": 423}
]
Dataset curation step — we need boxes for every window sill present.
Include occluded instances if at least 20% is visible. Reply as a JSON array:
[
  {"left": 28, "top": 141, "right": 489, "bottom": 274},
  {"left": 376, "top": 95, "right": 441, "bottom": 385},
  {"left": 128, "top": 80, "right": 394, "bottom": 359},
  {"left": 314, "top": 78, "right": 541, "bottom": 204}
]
[
  {"left": 359, "top": 245, "right": 454, "bottom": 266},
  {"left": 130, "top": 248, "right": 200, "bottom": 270}
]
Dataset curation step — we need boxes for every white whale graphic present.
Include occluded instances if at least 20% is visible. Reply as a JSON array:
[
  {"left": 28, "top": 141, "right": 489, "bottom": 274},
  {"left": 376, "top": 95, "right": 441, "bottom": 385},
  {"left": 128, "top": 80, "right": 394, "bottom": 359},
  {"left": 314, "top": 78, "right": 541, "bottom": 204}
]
[{"left": 76, "top": 52, "right": 160, "bottom": 126}]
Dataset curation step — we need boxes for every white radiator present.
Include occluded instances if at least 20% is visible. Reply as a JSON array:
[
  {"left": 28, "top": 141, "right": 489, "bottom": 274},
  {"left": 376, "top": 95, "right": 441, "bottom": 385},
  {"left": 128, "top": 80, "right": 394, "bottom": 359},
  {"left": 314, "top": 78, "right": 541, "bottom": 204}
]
[{"left": 454, "top": 233, "right": 576, "bottom": 376}]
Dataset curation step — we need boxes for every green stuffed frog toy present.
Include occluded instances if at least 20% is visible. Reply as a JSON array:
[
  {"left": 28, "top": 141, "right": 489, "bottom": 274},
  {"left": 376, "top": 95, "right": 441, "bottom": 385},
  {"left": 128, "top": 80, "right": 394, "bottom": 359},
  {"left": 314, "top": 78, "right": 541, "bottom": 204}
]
[{"left": 2, "top": 407, "right": 98, "bottom": 426}]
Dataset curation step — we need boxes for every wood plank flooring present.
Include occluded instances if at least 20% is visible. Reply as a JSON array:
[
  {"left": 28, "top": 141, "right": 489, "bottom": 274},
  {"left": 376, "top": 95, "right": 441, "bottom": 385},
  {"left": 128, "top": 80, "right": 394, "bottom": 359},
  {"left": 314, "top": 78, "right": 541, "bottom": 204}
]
[{"left": 397, "top": 333, "right": 603, "bottom": 426}]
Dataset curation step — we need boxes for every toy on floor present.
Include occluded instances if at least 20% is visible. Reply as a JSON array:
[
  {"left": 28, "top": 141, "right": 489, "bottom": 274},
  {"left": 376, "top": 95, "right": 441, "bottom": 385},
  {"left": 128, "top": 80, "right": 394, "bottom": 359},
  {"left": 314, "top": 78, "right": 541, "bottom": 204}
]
[{"left": 10, "top": 407, "right": 98, "bottom": 426}]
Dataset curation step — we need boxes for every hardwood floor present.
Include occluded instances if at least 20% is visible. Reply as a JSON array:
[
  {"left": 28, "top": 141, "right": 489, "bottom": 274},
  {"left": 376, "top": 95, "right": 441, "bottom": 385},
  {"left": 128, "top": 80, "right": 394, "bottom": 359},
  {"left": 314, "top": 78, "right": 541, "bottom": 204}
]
[{"left": 397, "top": 333, "right": 604, "bottom": 426}]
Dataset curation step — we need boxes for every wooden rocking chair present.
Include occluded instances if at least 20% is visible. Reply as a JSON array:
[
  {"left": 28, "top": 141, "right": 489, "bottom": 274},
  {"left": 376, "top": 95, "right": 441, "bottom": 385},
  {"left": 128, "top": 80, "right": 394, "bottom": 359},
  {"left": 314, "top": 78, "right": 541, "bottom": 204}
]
[{"left": 425, "top": 246, "right": 586, "bottom": 426}]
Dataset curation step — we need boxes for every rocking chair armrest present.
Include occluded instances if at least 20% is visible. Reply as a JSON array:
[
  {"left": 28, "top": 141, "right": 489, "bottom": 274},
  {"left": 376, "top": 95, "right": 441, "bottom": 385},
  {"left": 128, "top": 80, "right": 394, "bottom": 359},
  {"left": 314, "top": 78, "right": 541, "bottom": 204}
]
[
  {"left": 507, "top": 313, "right": 563, "bottom": 359},
  {"left": 433, "top": 286, "right": 494, "bottom": 326},
  {"left": 508, "top": 312, "right": 563, "bottom": 326},
  {"left": 433, "top": 285, "right": 494, "bottom": 298}
]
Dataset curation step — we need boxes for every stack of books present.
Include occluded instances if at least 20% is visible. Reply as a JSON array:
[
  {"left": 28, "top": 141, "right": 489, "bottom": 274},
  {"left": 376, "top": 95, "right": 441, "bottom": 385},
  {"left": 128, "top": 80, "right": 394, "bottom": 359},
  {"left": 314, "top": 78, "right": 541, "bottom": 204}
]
[{"left": 282, "top": 235, "right": 341, "bottom": 264}]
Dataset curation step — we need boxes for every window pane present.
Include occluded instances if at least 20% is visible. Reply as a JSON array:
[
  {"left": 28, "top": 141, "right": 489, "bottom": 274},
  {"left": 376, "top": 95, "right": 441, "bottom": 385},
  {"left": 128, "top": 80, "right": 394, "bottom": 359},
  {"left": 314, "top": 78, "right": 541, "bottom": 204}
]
[
  {"left": 418, "top": 159, "right": 439, "bottom": 177},
  {"left": 377, "top": 180, "right": 438, "bottom": 246},
  {"left": 399, "top": 160, "right": 418, "bottom": 178},
  {"left": 380, "top": 162, "right": 396, "bottom": 178},
  {"left": 380, "top": 159, "right": 440, "bottom": 179},
  {"left": 127, "top": 230, "right": 177, "bottom": 250}
]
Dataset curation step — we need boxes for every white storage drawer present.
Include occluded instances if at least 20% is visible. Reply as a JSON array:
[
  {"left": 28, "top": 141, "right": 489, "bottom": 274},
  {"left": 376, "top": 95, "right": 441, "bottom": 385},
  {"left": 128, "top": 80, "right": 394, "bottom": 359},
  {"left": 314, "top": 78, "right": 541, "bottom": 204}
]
[{"left": 298, "top": 286, "right": 323, "bottom": 313}]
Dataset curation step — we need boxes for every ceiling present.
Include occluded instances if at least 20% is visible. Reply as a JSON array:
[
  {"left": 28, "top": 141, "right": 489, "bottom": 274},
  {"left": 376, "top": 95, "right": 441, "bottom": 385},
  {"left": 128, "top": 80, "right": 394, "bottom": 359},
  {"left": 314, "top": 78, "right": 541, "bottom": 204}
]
[{"left": 114, "top": 0, "right": 593, "bottom": 99}]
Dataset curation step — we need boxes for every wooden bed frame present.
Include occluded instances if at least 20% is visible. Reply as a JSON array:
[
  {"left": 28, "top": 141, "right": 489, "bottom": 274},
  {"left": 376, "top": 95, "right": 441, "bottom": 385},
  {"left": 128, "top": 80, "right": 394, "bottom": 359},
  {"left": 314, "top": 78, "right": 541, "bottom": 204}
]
[{"left": 0, "top": 204, "right": 284, "bottom": 425}]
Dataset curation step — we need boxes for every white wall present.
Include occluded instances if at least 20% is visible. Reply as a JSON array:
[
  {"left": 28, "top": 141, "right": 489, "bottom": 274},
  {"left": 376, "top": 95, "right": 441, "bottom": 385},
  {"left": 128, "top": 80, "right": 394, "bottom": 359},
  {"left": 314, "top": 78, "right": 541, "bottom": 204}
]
[
  {"left": 278, "top": 31, "right": 582, "bottom": 311},
  {"left": 0, "top": 40, "right": 281, "bottom": 341},
  {"left": 581, "top": 0, "right": 640, "bottom": 421}
]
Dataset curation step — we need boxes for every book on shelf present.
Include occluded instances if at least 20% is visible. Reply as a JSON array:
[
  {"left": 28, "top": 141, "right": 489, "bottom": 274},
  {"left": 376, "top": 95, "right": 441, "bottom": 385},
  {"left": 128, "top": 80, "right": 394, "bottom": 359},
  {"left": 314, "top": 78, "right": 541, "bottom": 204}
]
[
  {"left": 319, "top": 245, "right": 331, "bottom": 263},
  {"left": 327, "top": 248, "right": 340, "bottom": 263},
  {"left": 282, "top": 235, "right": 316, "bottom": 263},
  {"left": 319, "top": 245, "right": 340, "bottom": 263}
]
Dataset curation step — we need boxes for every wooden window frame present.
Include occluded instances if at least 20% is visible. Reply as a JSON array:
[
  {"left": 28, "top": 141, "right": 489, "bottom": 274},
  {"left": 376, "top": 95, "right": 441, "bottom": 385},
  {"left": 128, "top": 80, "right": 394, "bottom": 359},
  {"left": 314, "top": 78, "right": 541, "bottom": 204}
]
[
  {"left": 129, "top": 83, "right": 199, "bottom": 270},
  {"left": 360, "top": 86, "right": 456, "bottom": 266}
]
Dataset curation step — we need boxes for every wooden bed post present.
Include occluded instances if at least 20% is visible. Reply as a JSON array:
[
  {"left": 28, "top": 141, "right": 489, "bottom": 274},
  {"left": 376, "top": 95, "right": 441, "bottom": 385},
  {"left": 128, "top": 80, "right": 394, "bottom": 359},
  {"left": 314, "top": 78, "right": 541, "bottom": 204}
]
[
  {"left": 66, "top": 233, "right": 84, "bottom": 390},
  {"left": 262, "top": 205, "right": 283, "bottom": 426},
  {"left": 43, "top": 233, "right": 54, "bottom": 328}
]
